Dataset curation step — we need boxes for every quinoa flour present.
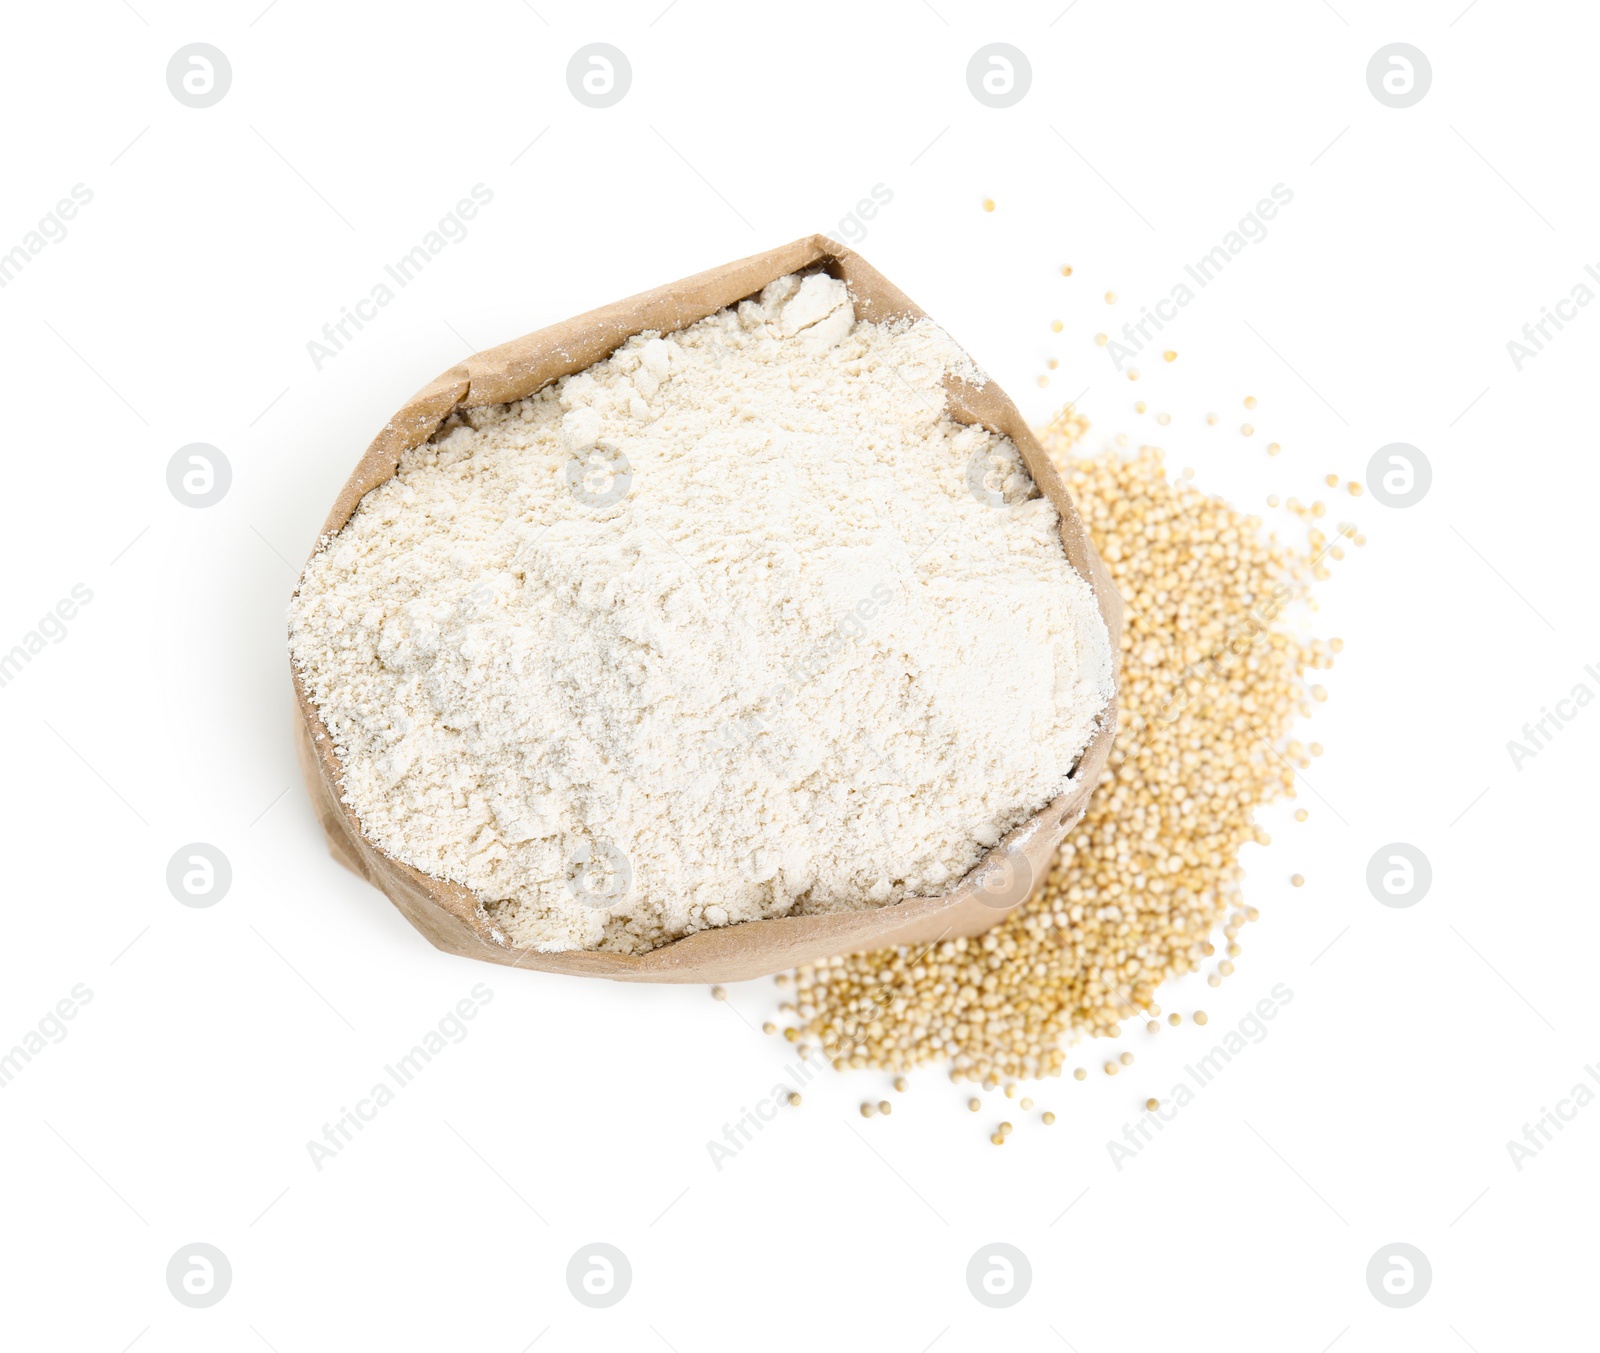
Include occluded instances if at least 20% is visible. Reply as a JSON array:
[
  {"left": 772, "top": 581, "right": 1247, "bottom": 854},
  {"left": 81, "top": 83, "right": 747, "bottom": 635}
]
[{"left": 289, "top": 273, "right": 1113, "bottom": 954}]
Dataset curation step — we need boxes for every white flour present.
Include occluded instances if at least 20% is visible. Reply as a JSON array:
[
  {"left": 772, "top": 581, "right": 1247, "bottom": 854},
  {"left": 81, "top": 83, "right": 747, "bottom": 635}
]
[{"left": 290, "top": 273, "right": 1113, "bottom": 953}]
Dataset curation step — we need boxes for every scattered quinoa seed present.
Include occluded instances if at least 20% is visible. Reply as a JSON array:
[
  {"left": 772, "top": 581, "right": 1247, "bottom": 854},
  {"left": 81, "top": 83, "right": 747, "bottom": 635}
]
[
  {"left": 1168, "top": 1013, "right": 1182, "bottom": 1026},
  {"left": 1242, "top": 423, "right": 1254, "bottom": 436},
  {"left": 999, "top": 1121, "right": 1013, "bottom": 1136},
  {"left": 1120, "top": 1051, "right": 1134, "bottom": 1066},
  {"left": 788, "top": 1092, "right": 802, "bottom": 1106},
  {"left": 878, "top": 1100, "right": 892, "bottom": 1115},
  {"left": 982, "top": 198, "right": 996, "bottom": 212},
  {"left": 968, "top": 1097, "right": 982, "bottom": 1112},
  {"left": 860, "top": 1102, "right": 876, "bottom": 1118},
  {"left": 1291, "top": 874, "right": 1305, "bottom": 887},
  {"left": 773, "top": 423, "right": 1329, "bottom": 1101},
  {"left": 991, "top": 1133, "right": 1005, "bottom": 1145},
  {"left": 1193, "top": 1011, "right": 1208, "bottom": 1026},
  {"left": 710, "top": 985, "right": 727, "bottom": 1000},
  {"left": 1095, "top": 333, "right": 1109, "bottom": 346},
  {"left": 1163, "top": 350, "right": 1177, "bottom": 362},
  {"left": 1105, "top": 291, "right": 1117, "bottom": 304},
  {"left": 894, "top": 1076, "right": 909, "bottom": 1092},
  {"left": 1051, "top": 320, "right": 1064, "bottom": 333},
  {"left": 1042, "top": 1111, "right": 1057, "bottom": 1125},
  {"left": 1145, "top": 1097, "right": 1160, "bottom": 1111},
  {"left": 1104, "top": 1061, "right": 1119, "bottom": 1076},
  {"left": 762, "top": 1021, "right": 776, "bottom": 1034},
  {"left": 1020, "top": 1097, "right": 1034, "bottom": 1110},
  {"left": 1061, "top": 265, "right": 1073, "bottom": 276}
]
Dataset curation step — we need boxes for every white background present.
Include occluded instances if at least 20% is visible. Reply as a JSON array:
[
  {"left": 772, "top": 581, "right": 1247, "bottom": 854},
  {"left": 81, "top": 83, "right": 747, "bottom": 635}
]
[{"left": 1, "top": 1, "right": 1594, "bottom": 1349}]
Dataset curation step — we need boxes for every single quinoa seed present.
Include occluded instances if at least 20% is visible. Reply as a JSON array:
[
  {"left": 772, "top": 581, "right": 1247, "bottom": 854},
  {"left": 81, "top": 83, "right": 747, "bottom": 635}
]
[
  {"left": 1145, "top": 1097, "right": 1160, "bottom": 1111},
  {"left": 1193, "top": 1011, "right": 1209, "bottom": 1026},
  {"left": 1042, "top": 1111, "right": 1057, "bottom": 1125},
  {"left": 711, "top": 985, "right": 727, "bottom": 1000},
  {"left": 775, "top": 429, "right": 1329, "bottom": 1085},
  {"left": 788, "top": 1092, "right": 802, "bottom": 1106}
]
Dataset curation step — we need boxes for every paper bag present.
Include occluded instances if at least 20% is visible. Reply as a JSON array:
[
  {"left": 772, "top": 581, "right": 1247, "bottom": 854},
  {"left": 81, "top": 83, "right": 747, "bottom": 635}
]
[{"left": 291, "top": 236, "right": 1122, "bottom": 982}]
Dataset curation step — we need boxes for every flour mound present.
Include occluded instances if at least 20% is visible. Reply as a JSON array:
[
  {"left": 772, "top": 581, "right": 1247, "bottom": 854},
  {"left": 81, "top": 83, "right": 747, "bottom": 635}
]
[{"left": 290, "top": 274, "right": 1113, "bottom": 954}]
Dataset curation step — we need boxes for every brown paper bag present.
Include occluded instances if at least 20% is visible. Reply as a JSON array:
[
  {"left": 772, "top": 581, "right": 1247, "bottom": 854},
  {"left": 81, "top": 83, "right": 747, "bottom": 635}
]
[{"left": 291, "top": 236, "right": 1122, "bottom": 982}]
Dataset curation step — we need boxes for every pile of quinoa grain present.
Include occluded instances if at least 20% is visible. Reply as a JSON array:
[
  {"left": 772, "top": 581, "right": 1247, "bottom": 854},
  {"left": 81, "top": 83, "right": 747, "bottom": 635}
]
[{"left": 776, "top": 410, "right": 1352, "bottom": 1084}]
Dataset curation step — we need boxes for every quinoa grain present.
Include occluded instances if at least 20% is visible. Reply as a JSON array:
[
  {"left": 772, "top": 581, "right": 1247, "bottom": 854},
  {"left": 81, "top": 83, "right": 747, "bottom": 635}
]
[{"left": 773, "top": 427, "right": 1327, "bottom": 1093}]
